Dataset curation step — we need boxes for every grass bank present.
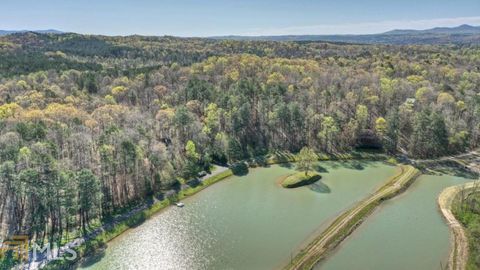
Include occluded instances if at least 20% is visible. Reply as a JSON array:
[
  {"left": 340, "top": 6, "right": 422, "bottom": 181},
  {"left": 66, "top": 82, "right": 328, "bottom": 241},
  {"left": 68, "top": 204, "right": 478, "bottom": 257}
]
[
  {"left": 284, "top": 165, "right": 420, "bottom": 270},
  {"left": 248, "top": 150, "right": 387, "bottom": 167}
]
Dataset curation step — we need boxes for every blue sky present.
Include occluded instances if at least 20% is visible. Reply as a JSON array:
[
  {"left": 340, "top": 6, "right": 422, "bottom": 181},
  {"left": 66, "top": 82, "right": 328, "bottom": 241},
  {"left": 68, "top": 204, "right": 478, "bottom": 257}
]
[{"left": 1, "top": 0, "right": 480, "bottom": 36}]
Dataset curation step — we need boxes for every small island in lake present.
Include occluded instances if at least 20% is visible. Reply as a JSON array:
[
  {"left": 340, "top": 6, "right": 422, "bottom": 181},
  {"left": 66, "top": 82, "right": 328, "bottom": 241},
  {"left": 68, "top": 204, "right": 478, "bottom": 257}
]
[
  {"left": 281, "top": 172, "right": 322, "bottom": 188},
  {"left": 281, "top": 147, "right": 322, "bottom": 188}
]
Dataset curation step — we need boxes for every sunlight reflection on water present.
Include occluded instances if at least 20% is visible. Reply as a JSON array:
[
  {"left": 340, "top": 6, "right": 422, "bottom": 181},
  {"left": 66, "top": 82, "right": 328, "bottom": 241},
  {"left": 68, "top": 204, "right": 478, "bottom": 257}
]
[{"left": 79, "top": 161, "right": 396, "bottom": 270}]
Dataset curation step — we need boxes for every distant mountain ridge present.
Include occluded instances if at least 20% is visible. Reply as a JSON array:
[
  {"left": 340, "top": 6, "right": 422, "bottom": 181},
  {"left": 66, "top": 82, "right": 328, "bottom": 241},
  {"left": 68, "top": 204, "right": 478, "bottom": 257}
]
[
  {"left": 1, "top": 25, "right": 480, "bottom": 45},
  {"left": 0, "top": 29, "right": 63, "bottom": 36},
  {"left": 383, "top": 24, "right": 480, "bottom": 35},
  {"left": 211, "top": 24, "right": 480, "bottom": 45}
]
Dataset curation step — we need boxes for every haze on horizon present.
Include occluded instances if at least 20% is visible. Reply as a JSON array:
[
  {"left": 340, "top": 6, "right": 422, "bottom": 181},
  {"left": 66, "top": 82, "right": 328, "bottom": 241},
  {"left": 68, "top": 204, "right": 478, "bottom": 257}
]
[{"left": 1, "top": 0, "right": 480, "bottom": 37}]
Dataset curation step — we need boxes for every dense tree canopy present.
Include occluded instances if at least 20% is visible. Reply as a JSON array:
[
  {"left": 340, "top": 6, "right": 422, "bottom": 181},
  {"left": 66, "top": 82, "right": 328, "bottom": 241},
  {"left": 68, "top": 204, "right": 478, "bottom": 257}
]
[{"left": 0, "top": 32, "right": 479, "bottom": 245}]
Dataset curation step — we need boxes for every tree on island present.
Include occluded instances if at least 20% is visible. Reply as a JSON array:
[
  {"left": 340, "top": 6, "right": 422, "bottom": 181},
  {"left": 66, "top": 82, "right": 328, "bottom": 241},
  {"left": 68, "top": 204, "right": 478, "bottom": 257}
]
[{"left": 296, "top": 147, "right": 317, "bottom": 176}]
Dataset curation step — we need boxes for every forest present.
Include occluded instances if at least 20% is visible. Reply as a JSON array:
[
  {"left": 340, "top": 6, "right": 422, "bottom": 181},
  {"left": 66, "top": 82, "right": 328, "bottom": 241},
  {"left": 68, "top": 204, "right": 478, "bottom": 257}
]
[{"left": 0, "top": 32, "right": 479, "bottom": 249}]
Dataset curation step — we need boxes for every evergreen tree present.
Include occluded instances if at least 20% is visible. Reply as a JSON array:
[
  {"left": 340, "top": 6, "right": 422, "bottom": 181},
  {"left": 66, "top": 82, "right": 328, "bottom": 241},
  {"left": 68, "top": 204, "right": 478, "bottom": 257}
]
[
  {"left": 385, "top": 109, "right": 400, "bottom": 153},
  {"left": 76, "top": 169, "right": 102, "bottom": 234}
]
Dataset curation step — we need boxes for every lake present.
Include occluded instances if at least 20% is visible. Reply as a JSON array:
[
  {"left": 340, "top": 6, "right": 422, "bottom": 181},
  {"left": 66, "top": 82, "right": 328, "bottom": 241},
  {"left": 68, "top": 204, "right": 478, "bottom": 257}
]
[
  {"left": 79, "top": 161, "right": 396, "bottom": 270},
  {"left": 317, "top": 174, "right": 470, "bottom": 270}
]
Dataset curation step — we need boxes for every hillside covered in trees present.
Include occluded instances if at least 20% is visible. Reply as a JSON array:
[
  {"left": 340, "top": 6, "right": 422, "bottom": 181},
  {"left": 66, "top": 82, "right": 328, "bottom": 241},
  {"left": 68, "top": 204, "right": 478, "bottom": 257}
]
[
  {"left": 0, "top": 32, "right": 479, "bottom": 248},
  {"left": 213, "top": 24, "right": 480, "bottom": 44}
]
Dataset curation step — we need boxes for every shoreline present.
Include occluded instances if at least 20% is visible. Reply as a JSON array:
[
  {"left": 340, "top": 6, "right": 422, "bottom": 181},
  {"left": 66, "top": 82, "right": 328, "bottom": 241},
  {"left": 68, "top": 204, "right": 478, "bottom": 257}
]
[
  {"left": 437, "top": 182, "right": 476, "bottom": 270},
  {"left": 42, "top": 168, "right": 234, "bottom": 270}
]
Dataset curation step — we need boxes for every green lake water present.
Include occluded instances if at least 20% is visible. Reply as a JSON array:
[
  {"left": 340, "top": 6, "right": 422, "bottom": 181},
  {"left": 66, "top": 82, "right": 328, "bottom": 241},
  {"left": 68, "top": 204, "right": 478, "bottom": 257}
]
[
  {"left": 317, "top": 174, "right": 470, "bottom": 270},
  {"left": 78, "top": 161, "right": 396, "bottom": 270}
]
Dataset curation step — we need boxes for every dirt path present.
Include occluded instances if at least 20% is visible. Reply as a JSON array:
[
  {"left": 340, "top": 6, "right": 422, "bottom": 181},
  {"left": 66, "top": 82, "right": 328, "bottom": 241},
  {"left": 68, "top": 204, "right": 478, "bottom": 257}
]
[
  {"left": 438, "top": 181, "right": 479, "bottom": 270},
  {"left": 284, "top": 165, "right": 420, "bottom": 270}
]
